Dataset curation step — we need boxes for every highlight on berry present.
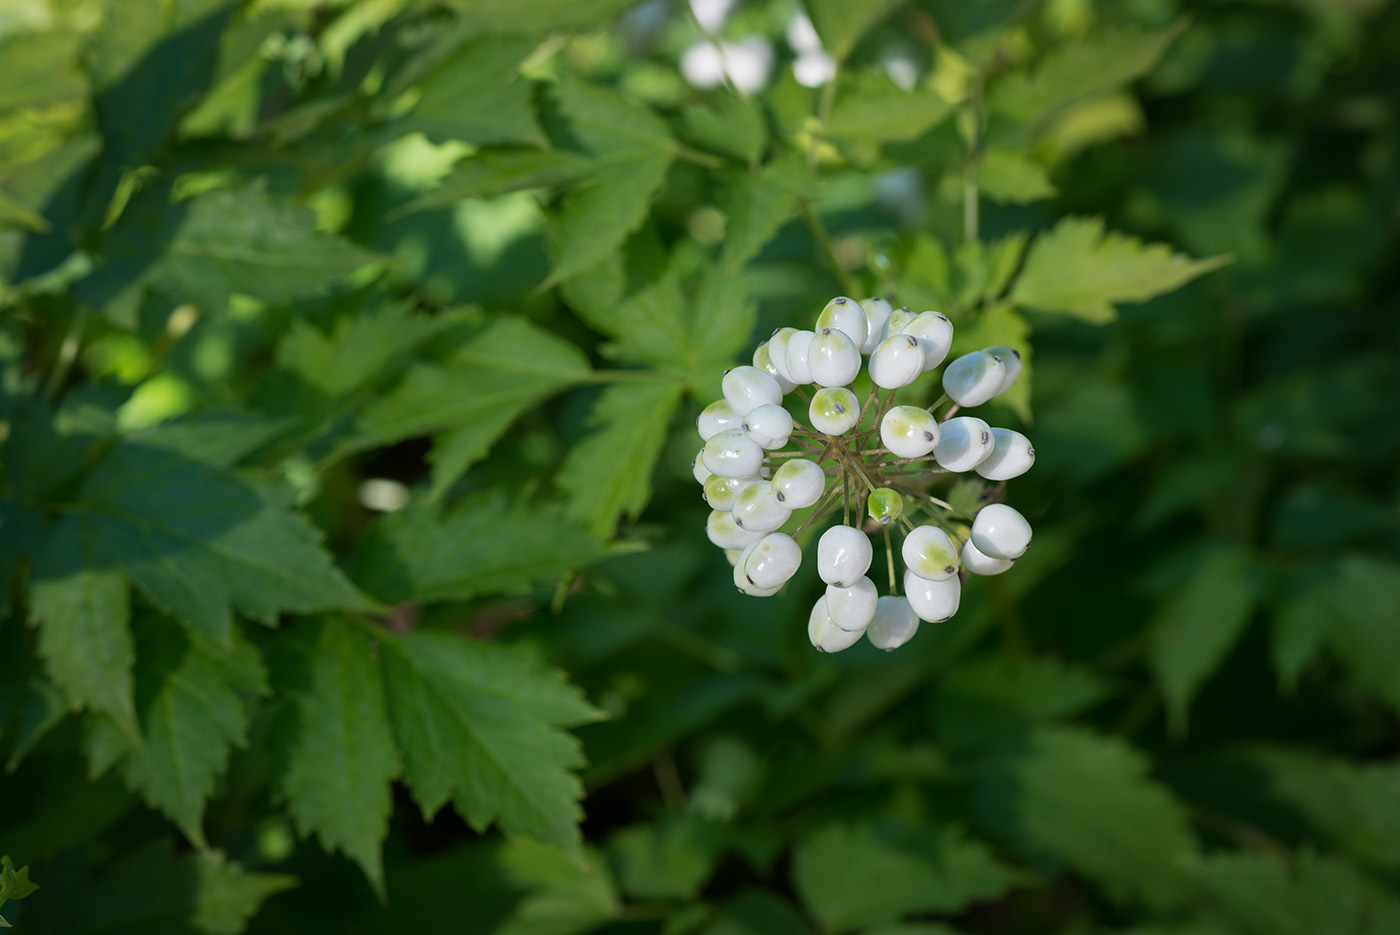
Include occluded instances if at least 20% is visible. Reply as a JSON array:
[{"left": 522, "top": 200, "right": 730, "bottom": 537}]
[{"left": 692, "top": 295, "right": 1036, "bottom": 653}]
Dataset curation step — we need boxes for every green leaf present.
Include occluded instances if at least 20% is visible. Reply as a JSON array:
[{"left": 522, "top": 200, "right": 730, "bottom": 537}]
[
  {"left": 0, "top": 29, "right": 85, "bottom": 113},
  {"left": 28, "top": 516, "right": 137, "bottom": 738},
  {"left": 948, "top": 305, "right": 1032, "bottom": 421},
  {"left": 128, "top": 414, "right": 292, "bottom": 469},
  {"left": 572, "top": 269, "right": 688, "bottom": 365},
  {"left": 0, "top": 500, "right": 42, "bottom": 617},
  {"left": 553, "top": 80, "right": 675, "bottom": 157},
  {"left": 272, "top": 618, "right": 398, "bottom": 895},
  {"left": 931, "top": 653, "right": 1109, "bottom": 750},
  {"left": 680, "top": 95, "right": 767, "bottom": 165},
  {"left": 558, "top": 379, "right": 684, "bottom": 536},
  {"left": 972, "top": 727, "right": 1195, "bottom": 908},
  {"left": 402, "top": 148, "right": 595, "bottom": 212},
  {"left": 610, "top": 816, "right": 725, "bottom": 901},
  {"left": 689, "top": 264, "right": 759, "bottom": 373},
  {"left": 0, "top": 856, "right": 39, "bottom": 924},
  {"left": 95, "top": 614, "right": 266, "bottom": 848},
  {"left": 1150, "top": 545, "right": 1259, "bottom": 734},
  {"left": 1269, "top": 581, "right": 1330, "bottom": 692},
  {"left": 792, "top": 824, "right": 1021, "bottom": 933},
  {"left": 1010, "top": 216, "right": 1232, "bottom": 323},
  {"left": 379, "top": 631, "right": 601, "bottom": 849},
  {"left": 546, "top": 153, "right": 672, "bottom": 287},
  {"left": 352, "top": 490, "right": 612, "bottom": 605},
  {"left": 496, "top": 838, "right": 621, "bottom": 935},
  {"left": 827, "top": 74, "right": 955, "bottom": 143},
  {"left": 341, "top": 315, "right": 591, "bottom": 490},
  {"left": 976, "top": 149, "right": 1056, "bottom": 204},
  {"left": 989, "top": 21, "right": 1187, "bottom": 126},
  {"left": 451, "top": 0, "right": 641, "bottom": 35},
  {"left": 1196, "top": 851, "right": 1400, "bottom": 935},
  {"left": 401, "top": 37, "right": 542, "bottom": 146},
  {"left": 721, "top": 167, "right": 799, "bottom": 270},
  {"left": 801, "top": 0, "right": 905, "bottom": 63},
  {"left": 52, "top": 440, "right": 374, "bottom": 642},
  {"left": 78, "top": 182, "right": 372, "bottom": 314},
  {"left": 1318, "top": 555, "right": 1400, "bottom": 713},
  {"left": 69, "top": 842, "right": 295, "bottom": 935}
]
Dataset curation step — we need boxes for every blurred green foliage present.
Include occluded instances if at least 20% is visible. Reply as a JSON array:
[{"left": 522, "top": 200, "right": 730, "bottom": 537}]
[{"left": 1, "top": 0, "right": 1398, "bottom": 932}]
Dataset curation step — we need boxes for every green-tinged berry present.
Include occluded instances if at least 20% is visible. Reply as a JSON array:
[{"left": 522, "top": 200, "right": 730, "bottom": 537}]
[
  {"left": 902, "top": 524, "right": 960, "bottom": 581},
  {"left": 772, "top": 458, "right": 825, "bottom": 508},
  {"left": 880, "top": 405, "right": 939, "bottom": 458},
  {"left": 867, "top": 487, "right": 903, "bottom": 526},
  {"left": 808, "top": 386, "right": 860, "bottom": 435}
]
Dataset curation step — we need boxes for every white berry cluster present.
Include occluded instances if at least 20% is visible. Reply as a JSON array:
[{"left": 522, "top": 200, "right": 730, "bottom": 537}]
[{"left": 691, "top": 296, "right": 1037, "bottom": 653}]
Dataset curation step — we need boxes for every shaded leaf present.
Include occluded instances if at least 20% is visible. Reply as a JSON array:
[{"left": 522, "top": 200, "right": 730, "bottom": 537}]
[
  {"left": 931, "top": 653, "right": 1109, "bottom": 750},
  {"left": 380, "top": 631, "right": 601, "bottom": 850},
  {"left": 352, "top": 491, "right": 612, "bottom": 605},
  {"left": 976, "top": 149, "right": 1056, "bottom": 204},
  {"left": 721, "top": 167, "right": 799, "bottom": 270},
  {"left": 401, "top": 37, "right": 542, "bottom": 146},
  {"left": 1196, "top": 850, "right": 1400, "bottom": 935},
  {"left": 451, "top": 0, "right": 640, "bottom": 35},
  {"left": 1319, "top": 555, "right": 1400, "bottom": 713},
  {"left": 801, "top": 0, "right": 905, "bottom": 63},
  {"left": 403, "top": 148, "right": 595, "bottom": 212},
  {"left": 1010, "top": 216, "right": 1231, "bottom": 323},
  {"left": 827, "top": 75, "right": 954, "bottom": 143},
  {"left": 680, "top": 96, "right": 767, "bottom": 165},
  {"left": 553, "top": 80, "right": 674, "bottom": 156},
  {"left": 558, "top": 379, "right": 685, "bottom": 536},
  {"left": 497, "top": 838, "right": 620, "bottom": 935},
  {"left": 547, "top": 153, "right": 672, "bottom": 287},
  {"left": 610, "top": 816, "right": 725, "bottom": 902},
  {"left": 272, "top": 618, "right": 397, "bottom": 894},
  {"left": 690, "top": 264, "right": 759, "bottom": 374},
  {"left": 572, "top": 269, "right": 688, "bottom": 365}
]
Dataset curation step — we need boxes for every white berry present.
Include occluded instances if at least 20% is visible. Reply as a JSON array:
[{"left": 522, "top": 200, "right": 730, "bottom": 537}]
[
  {"left": 731, "top": 482, "right": 791, "bottom": 532},
  {"left": 815, "top": 296, "right": 867, "bottom": 349},
  {"left": 783, "top": 329, "right": 816, "bottom": 385},
  {"left": 767, "top": 327, "right": 799, "bottom": 383},
  {"left": 880, "top": 405, "right": 940, "bottom": 459},
  {"left": 880, "top": 306, "right": 918, "bottom": 342},
  {"left": 753, "top": 342, "right": 799, "bottom": 395},
  {"left": 743, "top": 532, "right": 802, "bottom": 589},
  {"left": 722, "top": 366, "right": 782, "bottom": 415},
  {"left": 817, "top": 524, "right": 872, "bottom": 587},
  {"left": 976, "top": 428, "right": 1035, "bottom": 480},
  {"left": 961, "top": 538, "right": 1014, "bottom": 575},
  {"left": 971, "top": 502, "right": 1032, "bottom": 559},
  {"left": 933, "top": 416, "right": 994, "bottom": 472},
  {"left": 858, "top": 297, "right": 894, "bottom": 354},
  {"left": 868, "top": 334, "right": 924, "bottom": 389},
  {"left": 808, "top": 386, "right": 859, "bottom": 435},
  {"left": 808, "top": 596, "right": 864, "bottom": 652},
  {"left": 903, "top": 569, "right": 961, "bottom": 622},
  {"left": 697, "top": 399, "right": 742, "bottom": 441},
  {"left": 733, "top": 544, "right": 782, "bottom": 596},
  {"left": 771, "top": 459, "right": 825, "bottom": 508},
  {"left": 704, "top": 473, "right": 759, "bottom": 511},
  {"left": 901, "top": 312, "right": 954, "bottom": 371},
  {"left": 866, "top": 596, "right": 919, "bottom": 650},
  {"left": 706, "top": 509, "right": 763, "bottom": 550},
  {"left": 942, "top": 351, "right": 1007, "bottom": 408},
  {"left": 984, "top": 345, "right": 1023, "bottom": 395},
  {"left": 808, "top": 328, "right": 861, "bottom": 387},
  {"left": 742, "top": 403, "right": 794, "bottom": 449},
  {"left": 703, "top": 427, "right": 765, "bottom": 478},
  {"left": 827, "top": 576, "right": 878, "bottom": 631},
  {"left": 902, "top": 524, "right": 960, "bottom": 581},
  {"left": 691, "top": 449, "right": 712, "bottom": 485}
]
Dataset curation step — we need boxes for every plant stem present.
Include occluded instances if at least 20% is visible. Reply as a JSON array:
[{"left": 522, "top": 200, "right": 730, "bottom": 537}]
[{"left": 800, "top": 200, "right": 861, "bottom": 297}]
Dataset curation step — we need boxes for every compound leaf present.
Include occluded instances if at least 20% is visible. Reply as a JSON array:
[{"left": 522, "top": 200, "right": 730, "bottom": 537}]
[
  {"left": 380, "top": 631, "right": 602, "bottom": 850},
  {"left": 976, "top": 149, "right": 1056, "bottom": 204},
  {"left": 451, "top": 0, "right": 640, "bottom": 35},
  {"left": 558, "top": 379, "right": 684, "bottom": 536},
  {"left": 546, "top": 153, "right": 672, "bottom": 287},
  {"left": 792, "top": 824, "right": 1022, "bottom": 933},
  {"left": 1319, "top": 555, "right": 1400, "bottom": 713},
  {"left": 401, "top": 37, "right": 542, "bottom": 146},
  {"left": 721, "top": 167, "right": 799, "bottom": 270},
  {"left": 496, "top": 838, "right": 621, "bottom": 935},
  {"left": 1196, "top": 850, "right": 1400, "bottom": 935},
  {"left": 404, "top": 149, "right": 595, "bottom": 212},
  {"left": 1010, "top": 216, "right": 1231, "bottom": 323},
  {"left": 272, "top": 618, "right": 398, "bottom": 895},
  {"left": 827, "top": 74, "right": 954, "bottom": 143}
]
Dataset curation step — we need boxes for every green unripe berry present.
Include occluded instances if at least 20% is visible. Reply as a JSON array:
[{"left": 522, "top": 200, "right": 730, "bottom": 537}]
[{"left": 866, "top": 487, "right": 903, "bottom": 526}]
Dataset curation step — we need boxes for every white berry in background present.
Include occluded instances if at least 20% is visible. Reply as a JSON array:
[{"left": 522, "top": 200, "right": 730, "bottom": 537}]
[
  {"left": 704, "top": 474, "right": 758, "bottom": 511},
  {"left": 859, "top": 297, "right": 894, "bottom": 353},
  {"left": 984, "top": 344, "right": 1023, "bottom": 395},
  {"left": 971, "top": 502, "right": 1032, "bottom": 560},
  {"left": 808, "top": 596, "right": 864, "bottom": 652},
  {"left": 725, "top": 547, "right": 743, "bottom": 565},
  {"left": 933, "top": 416, "right": 994, "bottom": 472},
  {"left": 880, "top": 405, "right": 940, "bottom": 458},
  {"left": 904, "top": 569, "right": 961, "bottom": 622},
  {"left": 732, "top": 482, "right": 791, "bottom": 532},
  {"left": 961, "top": 538, "right": 1015, "bottom": 575},
  {"left": 827, "top": 576, "right": 879, "bottom": 631},
  {"left": 691, "top": 450, "right": 712, "bottom": 485},
  {"left": 808, "top": 328, "right": 861, "bottom": 387},
  {"left": 741, "top": 403, "right": 794, "bottom": 449},
  {"left": 733, "top": 545, "right": 782, "bottom": 595},
  {"left": 771, "top": 458, "right": 825, "bottom": 508},
  {"left": 753, "top": 342, "right": 798, "bottom": 394},
  {"left": 808, "top": 386, "right": 859, "bottom": 435},
  {"left": 703, "top": 427, "right": 764, "bottom": 478},
  {"left": 868, "top": 333, "right": 924, "bottom": 389},
  {"left": 817, "top": 524, "right": 872, "bottom": 587},
  {"left": 880, "top": 305, "right": 918, "bottom": 342},
  {"left": 722, "top": 365, "right": 781, "bottom": 415},
  {"left": 976, "top": 428, "right": 1035, "bottom": 481},
  {"left": 783, "top": 329, "right": 817, "bottom": 385},
  {"left": 743, "top": 532, "right": 802, "bottom": 590},
  {"left": 707, "top": 509, "right": 763, "bottom": 550},
  {"left": 697, "top": 399, "right": 742, "bottom": 440},
  {"left": 767, "top": 327, "right": 799, "bottom": 383},
  {"left": 902, "top": 524, "right": 960, "bottom": 581},
  {"left": 814, "top": 296, "right": 867, "bottom": 348},
  {"left": 900, "top": 311, "right": 954, "bottom": 371},
  {"left": 867, "top": 596, "right": 919, "bottom": 650},
  {"left": 942, "top": 350, "right": 1008, "bottom": 408}
]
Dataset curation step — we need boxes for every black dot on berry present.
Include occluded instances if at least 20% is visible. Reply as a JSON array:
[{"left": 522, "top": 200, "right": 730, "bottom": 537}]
[
  {"left": 981, "top": 431, "right": 990, "bottom": 443},
  {"left": 746, "top": 574, "right": 756, "bottom": 585},
  {"left": 835, "top": 297, "right": 846, "bottom": 304},
  {"left": 906, "top": 336, "right": 917, "bottom": 347},
  {"left": 834, "top": 403, "right": 845, "bottom": 413},
  {"left": 775, "top": 491, "right": 785, "bottom": 502},
  {"left": 946, "top": 565, "right": 956, "bottom": 575},
  {"left": 723, "top": 368, "right": 731, "bottom": 375},
  {"left": 1011, "top": 349, "right": 1021, "bottom": 359},
  {"left": 820, "top": 327, "right": 830, "bottom": 335},
  {"left": 901, "top": 306, "right": 911, "bottom": 312},
  {"left": 742, "top": 423, "right": 750, "bottom": 431},
  {"left": 924, "top": 431, "right": 934, "bottom": 441},
  {"left": 991, "top": 354, "right": 1002, "bottom": 362},
  {"left": 1028, "top": 447, "right": 1036, "bottom": 456}
]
